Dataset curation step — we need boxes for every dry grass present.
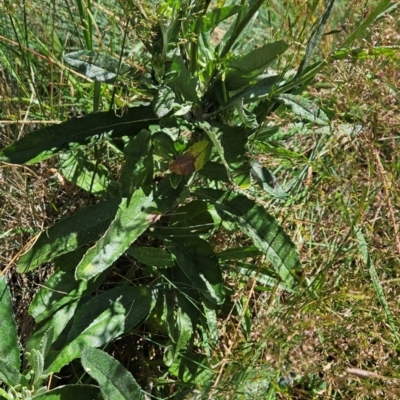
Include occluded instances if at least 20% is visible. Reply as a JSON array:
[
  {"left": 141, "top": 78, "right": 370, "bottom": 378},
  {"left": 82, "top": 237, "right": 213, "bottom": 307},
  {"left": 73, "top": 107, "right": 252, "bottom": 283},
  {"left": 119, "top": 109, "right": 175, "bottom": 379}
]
[{"left": 208, "top": 11, "right": 400, "bottom": 399}]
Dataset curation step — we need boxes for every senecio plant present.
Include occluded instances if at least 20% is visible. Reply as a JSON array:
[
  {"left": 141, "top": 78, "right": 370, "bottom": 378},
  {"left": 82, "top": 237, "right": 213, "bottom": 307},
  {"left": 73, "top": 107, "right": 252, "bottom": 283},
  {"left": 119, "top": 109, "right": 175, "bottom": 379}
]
[{"left": 0, "top": 0, "right": 395, "bottom": 398}]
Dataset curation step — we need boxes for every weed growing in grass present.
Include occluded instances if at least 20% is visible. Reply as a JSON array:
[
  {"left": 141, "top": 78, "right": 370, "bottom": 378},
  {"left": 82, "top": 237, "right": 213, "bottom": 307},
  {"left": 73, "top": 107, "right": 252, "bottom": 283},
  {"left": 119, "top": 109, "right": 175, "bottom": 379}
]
[{"left": 0, "top": 0, "right": 399, "bottom": 399}]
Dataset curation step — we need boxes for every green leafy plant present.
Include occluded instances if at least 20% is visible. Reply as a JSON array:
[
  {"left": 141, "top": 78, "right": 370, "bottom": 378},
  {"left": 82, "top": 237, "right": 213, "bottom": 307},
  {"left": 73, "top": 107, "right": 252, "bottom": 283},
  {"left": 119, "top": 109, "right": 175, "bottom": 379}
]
[
  {"left": 0, "top": 276, "right": 147, "bottom": 399},
  {"left": 1, "top": 0, "right": 397, "bottom": 397}
]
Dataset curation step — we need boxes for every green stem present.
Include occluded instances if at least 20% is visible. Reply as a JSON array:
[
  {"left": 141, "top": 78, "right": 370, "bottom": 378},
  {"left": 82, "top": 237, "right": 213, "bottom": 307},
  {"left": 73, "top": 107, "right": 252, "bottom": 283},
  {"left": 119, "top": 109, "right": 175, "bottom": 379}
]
[{"left": 93, "top": 81, "right": 101, "bottom": 112}]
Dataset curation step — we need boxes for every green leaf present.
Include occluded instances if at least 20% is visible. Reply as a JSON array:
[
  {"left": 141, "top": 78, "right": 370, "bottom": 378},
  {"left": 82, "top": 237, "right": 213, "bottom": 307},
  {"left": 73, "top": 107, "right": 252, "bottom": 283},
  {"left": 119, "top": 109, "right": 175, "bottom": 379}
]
[
  {"left": 81, "top": 348, "right": 144, "bottom": 400},
  {"left": 152, "top": 176, "right": 186, "bottom": 214},
  {"left": 0, "top": 387, "right": 14, "bottom": 400},
  {"left": 199, "top": 161, "right": 229, "bottom": 182},
  {"left": 222, "top": 75, "right": 279, "bottom": 108},
  {"left": 227, "top": 40, "right": 288, "bottom": 82},
  {"left": 75, "top": 189, "right": 154, "bottom": 281},
  {"left": 0, "top": 276, "right": 21, "bottom": 375},
  {"left": 64, "top": 50, "right": 131, "bottom": 83},
  {"left": 277, "top": 94, "right": 329, "bottom": 126},
  {"left": 46, "top": 285, "right": 152, "bottom": 374},
  {"left": 167, "top": 266, "right": 202, "bottom": 329},
  {"left": 168, "top": 351, "right": 213, "bottom": 384},
  {"left": 296, "top": 0, "right": 335, "bottom": 77},
  {"left": 0, "top": 359, "right": 21, "bottom": 388},
  {"left": 38, "top": 326, "right": 54, "bottom": 361},
  {"left": 32, "top": 384, "right": 101, "bottom": 399},
  {"left": 231, "top": 261, "right": 295, "bottom": 292},
  {"left": 152, "top": 86, "right": 175, "bottom": 118},
  {"left": 152, "top": 131, "right": 177, "bottom": 161},
  {"left": 59, "top": 150, "right": 120, "bottom": 198},
  {"left": 332, "top": 46, "right": 400, "bottom": 60},
  {"left": 250, "top": 160, "right": 288, "bottom": 199},
  {"left": 25, "top": 349, "right": 45, "bottom": 386},
  {"left": 120, "top": 130, "right": 153, "bottom": 197},
  {"left": 255, "top": 141, "right": 303, "bottom": 160},
  {"left": 164, "top": 306, "right": 193, "bottom": 367},
  {"left": 0, "top": 106, "right": 159, "bottom": 165},
  {"left": 126, "top": 247, "right": 174, "bottom": 268},
  {"left": 167, "top": 55, "right": 199, "bottom": 103},
  {"left": 170, "top": 200, "right": 215, "bottom": 235},
  {"left": 216, "top": 246, "right": 262, "bottom": 260},
  {"left": 203, "top": 303, "right": 218, "bottom": 345},
  {"left": 355, "top": 226, "right": 400, "bottom": 342},
  {"left": 195, "top": 189, "right": 302, "bottom": 288},
  {"left": 167, "top": 236, "right": 224, "bottom": 306},
  {"left": 200, "top": 122, "right": 250, "bottom": 188},
  {"left": 17, "top": 198, "right": 120, "bottom": 273},
  {"left": 29, "top": 249, "right": 110, "bottom": 323},
  {"left": 26, "top": 300, "right": 82, "bottom": 355},
  {"left": 198, "top": 5, "right": 244, "bottom": 32}
]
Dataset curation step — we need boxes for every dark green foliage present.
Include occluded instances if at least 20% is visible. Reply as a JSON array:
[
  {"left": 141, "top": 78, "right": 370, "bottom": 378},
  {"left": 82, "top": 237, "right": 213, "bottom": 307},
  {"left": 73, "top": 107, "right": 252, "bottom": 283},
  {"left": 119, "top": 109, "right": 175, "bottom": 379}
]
[{"left": 0, "top": 0, "right": 393, "bottom": 397}]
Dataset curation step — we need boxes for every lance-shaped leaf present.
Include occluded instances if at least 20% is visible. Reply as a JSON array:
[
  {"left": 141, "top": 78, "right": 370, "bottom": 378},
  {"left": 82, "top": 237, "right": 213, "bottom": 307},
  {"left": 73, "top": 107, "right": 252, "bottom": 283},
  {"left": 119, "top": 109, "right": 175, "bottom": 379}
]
[
  {"left": 64, "top": 50, "right": 131, "bottom": 83},
  {"left": 26, "top": 300, "right": 83, "bottom": 355},
  {"left": 32, "top": 384, "right": 102, "bottom": 400},
  {"left": 226, "top": 40, "right": 289, "bottom": 91},
  {"left": 277, "top": 94, "right": 329, "bottom": 126},
  {"left": 120, "top": 130, "right": 153, "bottom": 197},
  {"left": 296, "top": 0, "right": 335, "bottom": 78},
  {"left": 0, "top": 106, "right": 159, "bottom": 165},
  {"left": 197, "top": 5, "right": 244, "bottom": 32},
  {"left": 45, "top": 285, "right": 152, "bottom": 374},
  {"left": 168, "top": 55, "right": 199, "bottom": 103},
  {"left": 200, "top": 122, "right": 250, "bottom": 187},
  {"left": 164, "top": 306, "right": 193, "bottom": 367},
  {"left": 222, "top": 75, "right": 279, "bottom": 109},
  {"left": 17, "top": 198, "right": 121, "bottom": 273},
  {"left": 0, "top": 276, "right": 21, "bottom": 380},
  {"left": 59, "top": 150, "right": 120, "bottom": 198},
  {"left": 0, "top": 360, "right": 21, "bottom": 388},
  {"left": 195, "top": 189, "right": 302, "bottom": 288},
  {"left": 127, "top": 247, "right": 174, "bottom": 268},
  {"left": 29, "top": 249, "right": 110, "bottom": 323},
  {"left": 167, "top": 236, "right": 224, "bottom": 306},
  {"left": 75, "top": 189, "right": 154, "bottom": 281},
  {"left": 82, "top": 347, "right": 145, "bottom": 400}
]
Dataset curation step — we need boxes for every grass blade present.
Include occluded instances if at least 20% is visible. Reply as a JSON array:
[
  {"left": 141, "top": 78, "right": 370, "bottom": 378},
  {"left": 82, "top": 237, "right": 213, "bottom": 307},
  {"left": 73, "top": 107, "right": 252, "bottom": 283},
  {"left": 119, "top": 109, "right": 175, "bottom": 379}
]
[{"left": 354, "top": 226, "right": 400, "bottom": 343}]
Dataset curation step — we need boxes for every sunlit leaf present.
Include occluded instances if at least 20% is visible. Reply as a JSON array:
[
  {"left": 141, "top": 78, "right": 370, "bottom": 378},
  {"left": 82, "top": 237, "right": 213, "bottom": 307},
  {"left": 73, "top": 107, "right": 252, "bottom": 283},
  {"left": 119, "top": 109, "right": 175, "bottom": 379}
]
[
  {"left": 0, "top": 106, "right": 158, "bottom": 165},
  {"left": 277, "top": 94, "right": 329, "bottom": 125},
  {"left": 75, "top": 189, "right": 153, "bottom": 281},
  {"left": 198, "top": 5, "right": 244, "bottom": 32},
  {"left": 169, "top": 139, "right": 210, "bottom": 176},
  {"left": 82, "top": 348, "right": 145, "bottom": 400},
  {"left": 127, "top": 247, "right": 174, "bottom": 268},
  {"left": 0, "top": 278, "right": 21, "bottom": 387},
  {"left": 195, "top": 189, "right": 302, "bottom": 288},
  {"left": 29, "top": 249, "right": 110, "bottom": 323},
  {"left": 59, "top": 150, "right": 119, "bottom": 197},
  {"left": 17, "top": 199, "right": 121, "bottom": 273},
  {"left": 64, "top": 50, "right": 131, "bottom": 82},
  {"left": 46, "top": 286, "right": 152, "bottom": 373}
]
